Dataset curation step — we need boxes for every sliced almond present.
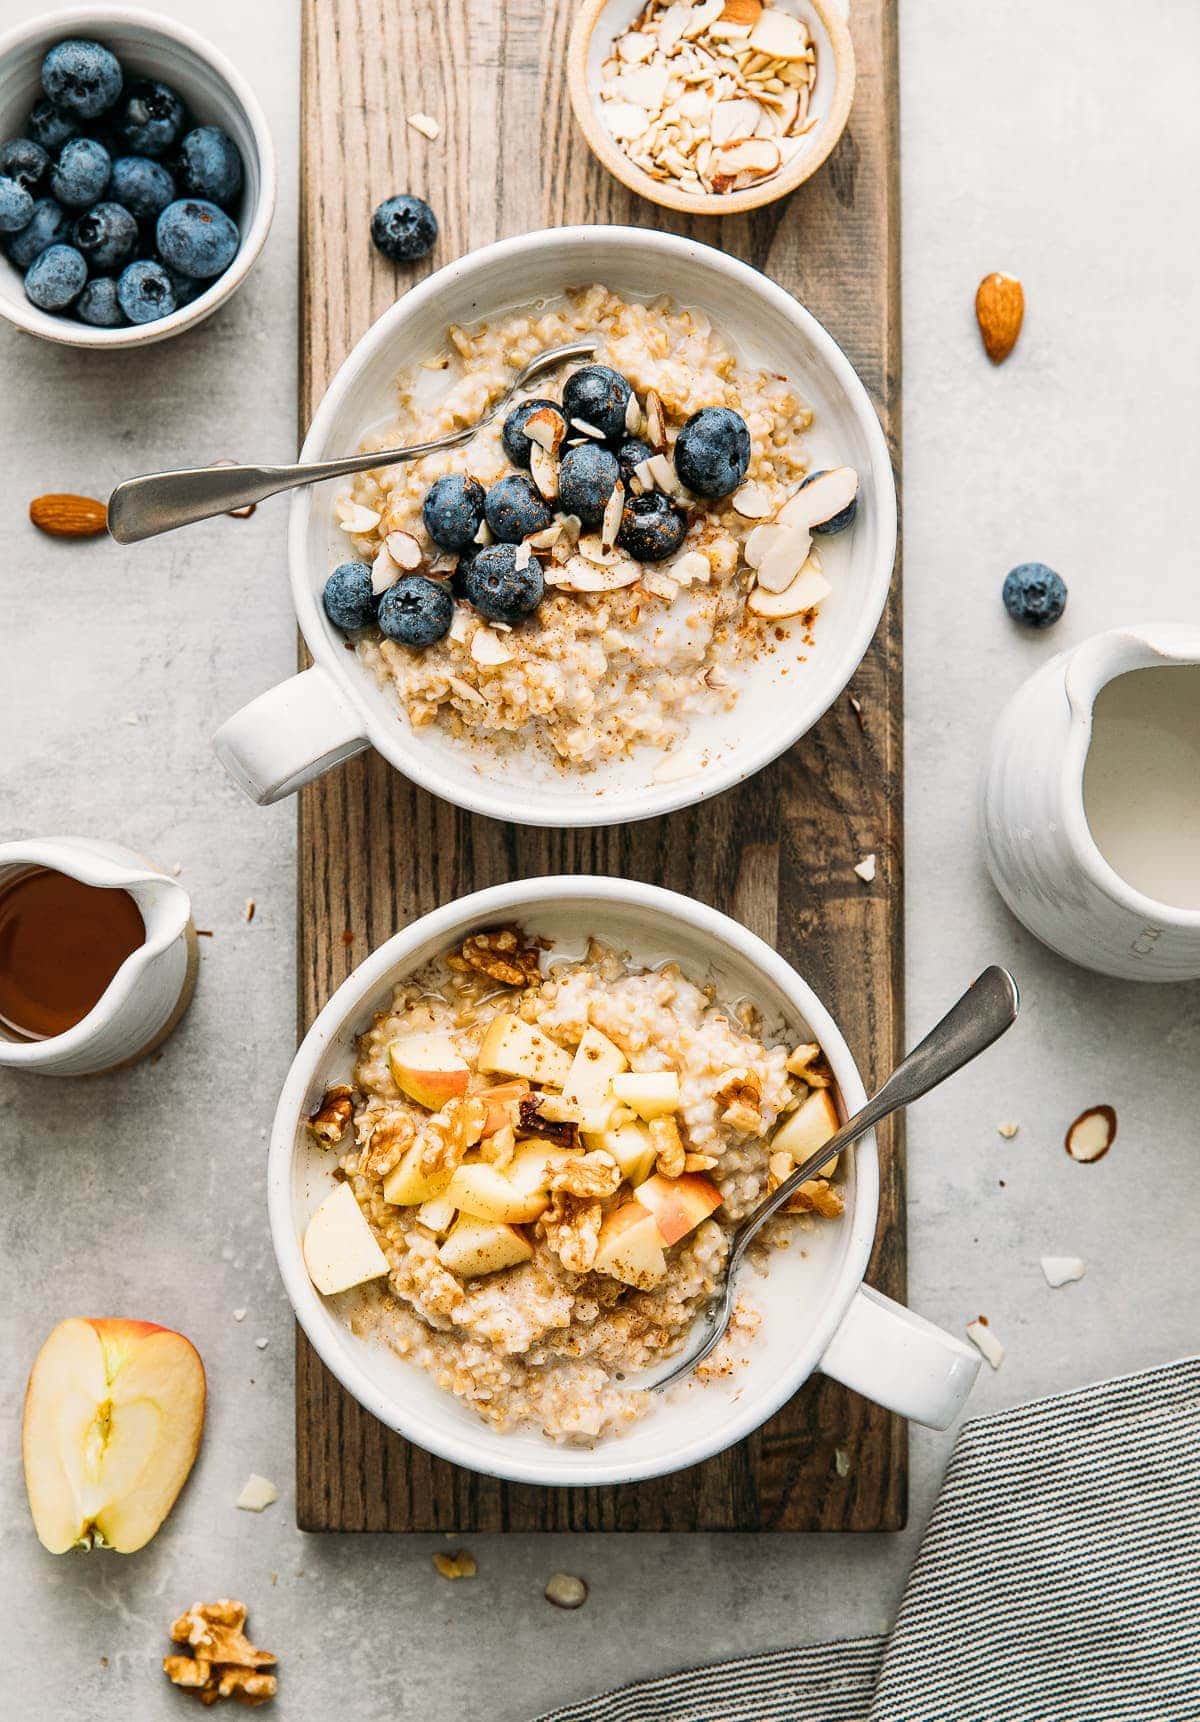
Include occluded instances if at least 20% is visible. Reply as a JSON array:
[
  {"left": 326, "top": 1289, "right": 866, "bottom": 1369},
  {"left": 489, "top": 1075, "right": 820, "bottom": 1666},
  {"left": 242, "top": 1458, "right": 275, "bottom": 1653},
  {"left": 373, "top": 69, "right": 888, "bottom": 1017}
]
[
  {"left": 600, "top": 481, "right": 625, "bottom": 551},
  {"left": 576, "top": 532, "right": 622, "bottom": 567},
  {"left": 751, "top": 522, "right": 813, "bottom": 592},
  {"left": 604, "top": 99, "right": 652, "bottom": 142},
  {"left": 617, "top": 63, "right": 671, "bottom": 112},
  {"left": 522, "top": 406, "right": 565, "bottom": 456},
  {"left": 449, "top": 605, "right": 472, "bottom": 644},
  {"left": 656, "top": 3, "right": 693, "bottom": 56},
  {"left": 646, "top": 452, "right": 685, "bottom": 498},
  {"left": 966, "top": 1317, "right": 1005, "bottom": 1370},
  {"left": 513, "top": 541, "right": 533, "bottom": 570},
  {"left": 731, "top": 481, "right": 771, "bottom": 519},
  {"left": 854, "top": 853, "right": 877, "bottom": 883},
  {"left": 529, "top": 444, "right": 558, "bottom": 503},
  {"left": 407, "top": 112, "right": 440, "bottom": 140},
  {"left": 552, "top": 555, "right": 641, "bottom": 593},
  {"left": 708, "top": 136, "right": 780, "bottom": 189},
  {"left": 385, "top": 530, "right": 422, "bottom": 570},
  {"left": 1065, "top": 1105, "right": 1116, "bottom": 1163},
  {"left": 778, "top": 466, "right": 859, "bottom": 531},
  {"left": 644, "top": 389, "right": 667, "bottom": 451},
  {"left": 527, "top": 522, "right": 563, "bottom": 550},
  {"left": 747, "top": 558, "right": 831, "bottom": 619},
  {"left": 680, "top": 0, "right": 725, "bottom": 39},
  {"left": 1041, "top": 1256, "right": 1086, "bottom": 1288},
  {"left": 671, "top": 550, "right": 711, "bottom": 586},
  {"left": 473, "top": 518, "right": 494, "bottom": 546},
  {"left": 470, "top": 627, "right": 515, "bottom": 668},
  {"left": 370, "top": 545, "right": 401, "bottom": 596},
  {"left": 617, "top": 30, "right": 655, "bottom": 64},
  {"left": 337, "top": 500, "right": 381, "bottom": 535},
  {"left": 570, "top": 417, "right": 607, "bottom": 440},
  {"left": 624, "top": 390, "right": 644, "bottom": 435},
  {"left": 747, "top": 8, "right": 808, "bottom": 60},
  {"left": 711, "top": 97, "right": 763, "bottom": 146}
]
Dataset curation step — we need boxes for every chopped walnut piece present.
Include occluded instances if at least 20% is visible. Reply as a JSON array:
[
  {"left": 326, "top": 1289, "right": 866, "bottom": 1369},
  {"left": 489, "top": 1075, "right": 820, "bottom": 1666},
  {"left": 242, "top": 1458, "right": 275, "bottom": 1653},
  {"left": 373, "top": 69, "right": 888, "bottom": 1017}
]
[
  {"left": 362, "top": 1113, "right": 415, "bottom": 1177},
  {"left": 418, "top": 1095, "right": 488, "bottom": 1179},
  {"left": 542, "top": 1191, "right": 602, "bottom": 1273},
  {"left": 447, "top": 925, "right": 545, "bottom": 987},
  {"left": 433, "top": 1550, "right": 477, "bottom": 1580},
  {"left": 165, "top": 1601, "right": 277, "bottom": 1707},
  {"left": 307, "top": 1085, "right": 353, "bottom": 1147},
  {"left": 650, "top": 1116, "right": 686, "bottom": 1178},
  {"left": 478, "top": 1121, "right": 517, "bottom": 1169},
  {"left": 785, "top": 1178, "right": 844, "bottom": 1218},
  {"left": 550, "top": 1149, "right": 620, "bottom": 1199},
  {"left": 785, "top": 1043, "right": 832, "bottom": 1087},
  {"left": 164, "top": 1656, "right": 212, "bottom": 1690},
  {"left": 714, "top": 1067, "right": 762, "bottom": 1135}
]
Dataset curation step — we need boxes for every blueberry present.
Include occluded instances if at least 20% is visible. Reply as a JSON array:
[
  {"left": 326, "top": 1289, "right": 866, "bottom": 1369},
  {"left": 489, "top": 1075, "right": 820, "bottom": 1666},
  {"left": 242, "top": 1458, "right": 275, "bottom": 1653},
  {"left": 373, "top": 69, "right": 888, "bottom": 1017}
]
[
  {"left": 116, "top": 79, "right": 187, "bottom": 156},
  {"left": 24, "top": 242, "right": 87, "bottom": 311},
  {"left": 557, "top": 442, "right": 620, "bottom": 528},
  {"left": 75, "top": 275, "right": 124, "bottom": 327},
  {"left": 378, "top": 574, "right": 453, "bottom": 647},
  {"left": 176, "top": 125, "right": 243, "bottom": 208},
  {"left": 461, "top": 543, "right": 544, "bottom": 625},
  {"left": 1002, "top": 563, "right": 1067, "bottom": 630},
  {"left": 615, "top": 437, "right": 654, "bottom": 485},
  {"left": 156, "top": 198, "right": 238, "bottom": 278},
  {"left": 0, "top": 138, "right": 49, "bottom": 192},
  {"left": 73, "top": 200, "right": 136, "bottom": 270},
  {"left": 673, "top": 407, "right": 751, "bottom": 499},
  {"left": 5, "top": 196, "right": 69, "bottom": 267},
  {"left": 422, "top": 474, "right": 486, "bottom": 552},
  {"left": 617, "top": 491, "right": 689, "bottom": 563},
  {"left": 322, "top": 560, "right": 377, "bottom": 631},
  {"left": 109, "top": 154, "right": 174, "bottom": 220},
  {"left": 50, "top": 137, "right": 110, "bottom": 209},
  {"left": 116, "top": 257, "right": 176, "bottom": 323},
  {"left": 561, "top": 365, "right": 632, "bottom": 442},
  {"left": 799, "top": 469, "right": 858, "bottom": 536},
  {"left": 370, "top": 193, "right": 437, "bottom": 263},
  {"left": 26, "top": 99, "right": 81, "bottom": 153},
  {"left": 163, "top": 265, "right": 207, "bottom": 309},
  {"left": 501, "top": 398, "right": 563, "bottom": 470},
  {"left": 0, "top": 175, "right": 33, "bottom": 234},
  {"left": 483, "top": 473, "right": 554, "bottom": 544},
  {"left": 450, "top": 547, "right": 478, "bottom": 600},
  {"left": 41, "top": 39, "right": 123, "bottom": 119}
]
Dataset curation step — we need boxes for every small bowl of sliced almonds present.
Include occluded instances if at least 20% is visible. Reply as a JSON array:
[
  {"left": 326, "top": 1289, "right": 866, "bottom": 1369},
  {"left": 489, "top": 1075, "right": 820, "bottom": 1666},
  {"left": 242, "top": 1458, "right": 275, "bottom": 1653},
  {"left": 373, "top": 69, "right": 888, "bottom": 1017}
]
[{"left": 567, "top": 0, "right": 855, "bottom": 216}]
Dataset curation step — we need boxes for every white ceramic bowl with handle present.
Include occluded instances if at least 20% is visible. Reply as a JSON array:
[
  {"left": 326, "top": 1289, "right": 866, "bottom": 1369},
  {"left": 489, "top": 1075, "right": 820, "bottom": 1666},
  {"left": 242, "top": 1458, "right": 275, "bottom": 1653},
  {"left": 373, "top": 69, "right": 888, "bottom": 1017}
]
[
  {"left": 0, "top": 6, "right": 276, "bottom": 347},
  {"left": 214, "top": 225, "right": 897, "bottom": 826},
  {"left": 270, "top": 876, "right": 978, "bottom": 1487}
]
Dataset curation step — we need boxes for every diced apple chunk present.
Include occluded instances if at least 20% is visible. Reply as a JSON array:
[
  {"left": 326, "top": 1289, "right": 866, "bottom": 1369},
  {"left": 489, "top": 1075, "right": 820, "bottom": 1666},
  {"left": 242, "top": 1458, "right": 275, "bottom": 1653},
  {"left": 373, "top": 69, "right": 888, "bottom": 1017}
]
[
  {"left": 770, "top": 1087, "right": 841, "bottom": 1175},
  {"left": 445, "top": 1161, "right": 550, "bottom": 1225},
  {"left": 437, "top": 1215, "right": 533, "bottom": 1278},
  {"left": 416, "top": 1194, "right": 457, "bottom": 1235},
  {"left": 477, "top": 1015, "right": 572, "bottom": 1088},
  {"left": 387, "top": 1032, "right": 470, "bottom": 1110},
  {"left": 587, "top": 1119, "right": 656, "bottom": 1187},
  {"left": 382, "top": 1141, "right": 453, "bottom": 1207},
  {"left": 610, "top": 1069, "right": 681, "bottom": 1120},
  {"left": 562, "top": 1026, "right": 628, "bottom": 1109},
  {"left": 634, "top": 1172, "right": 723, "bottom": 1245},
  {"left": 303, "top": 1182, "right": 390, "bottom": 1295},
  {"left": 506, "top": 1139, "right": 578, "bottom": 1195},
  {"left": 478, "top": 1080, "right": 529, "bottom": 1135},
  {"left": 594, "top": 1201, "right": 667, "bottom": 1289}
]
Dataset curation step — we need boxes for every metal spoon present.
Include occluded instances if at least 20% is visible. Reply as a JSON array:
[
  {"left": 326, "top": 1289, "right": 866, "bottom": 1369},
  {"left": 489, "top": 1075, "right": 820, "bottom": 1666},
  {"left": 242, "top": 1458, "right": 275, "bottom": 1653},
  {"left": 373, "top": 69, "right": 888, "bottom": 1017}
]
[
  {"left": 648, "top": 965, "right": 1020, "bottom": 1392},
  {"left": 105, "top": 337, "right": 598, "bottom": 545}
]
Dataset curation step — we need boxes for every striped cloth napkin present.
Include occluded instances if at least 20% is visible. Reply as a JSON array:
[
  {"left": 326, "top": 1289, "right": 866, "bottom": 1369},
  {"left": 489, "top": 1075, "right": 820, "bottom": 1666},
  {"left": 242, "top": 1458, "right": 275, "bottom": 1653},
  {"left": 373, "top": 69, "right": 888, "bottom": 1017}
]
[{"left": 534, "top": 1359, "right": 1200, "bottom": 1722}]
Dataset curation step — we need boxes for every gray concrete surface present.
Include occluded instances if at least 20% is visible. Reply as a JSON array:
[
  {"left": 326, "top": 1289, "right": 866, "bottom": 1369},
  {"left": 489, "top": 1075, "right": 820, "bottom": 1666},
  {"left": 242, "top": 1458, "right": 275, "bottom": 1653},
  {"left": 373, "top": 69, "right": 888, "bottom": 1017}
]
[{"left": 2, "top": 1, "right": 1199, "bottom": 1716}]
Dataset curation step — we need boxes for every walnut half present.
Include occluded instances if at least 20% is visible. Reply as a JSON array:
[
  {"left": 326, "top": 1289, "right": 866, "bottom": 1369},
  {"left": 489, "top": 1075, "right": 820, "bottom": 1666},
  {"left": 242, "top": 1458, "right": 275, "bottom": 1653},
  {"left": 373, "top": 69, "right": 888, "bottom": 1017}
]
[
  {"left": 164, "top": 1600, "right": 277, "bottom": 1707},
  {"left": 447, "top": 925, "right": 545, "bottom": 988},
  {"left": 307, "top": 1086, "right": 353, "bottom": 1147}
]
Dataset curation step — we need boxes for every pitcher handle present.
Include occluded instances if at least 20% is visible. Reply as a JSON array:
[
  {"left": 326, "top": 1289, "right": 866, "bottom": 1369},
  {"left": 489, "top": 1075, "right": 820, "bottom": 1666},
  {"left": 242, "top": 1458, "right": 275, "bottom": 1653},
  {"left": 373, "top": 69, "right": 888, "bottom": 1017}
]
[
  {"left": 818, "top": 1284, "right": 980, "bottom": 1430},
  {"left": 213, "top": 665, "right": 369, "bottom": 805}
]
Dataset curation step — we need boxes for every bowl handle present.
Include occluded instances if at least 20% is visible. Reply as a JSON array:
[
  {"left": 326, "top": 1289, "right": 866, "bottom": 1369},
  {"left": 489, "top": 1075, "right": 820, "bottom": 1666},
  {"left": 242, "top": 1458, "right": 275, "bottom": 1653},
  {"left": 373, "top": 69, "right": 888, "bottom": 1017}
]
[
  {"left": 818, "top": 1284, "right": 981, "bottom": 1429},
  {"left": 213, "top": 665, "right": 369, "bottom": 805}
]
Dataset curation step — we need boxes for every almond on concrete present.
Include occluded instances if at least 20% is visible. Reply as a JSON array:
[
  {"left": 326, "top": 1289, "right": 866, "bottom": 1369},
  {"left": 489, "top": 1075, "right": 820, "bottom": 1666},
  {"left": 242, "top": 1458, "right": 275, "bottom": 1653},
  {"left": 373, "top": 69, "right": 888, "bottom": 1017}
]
[
  {"left": 975, "top": 271, "right": 1024, "bottom": 364},
  {"left": 29, "top": 493, "right": 107, "bottom": 537}
]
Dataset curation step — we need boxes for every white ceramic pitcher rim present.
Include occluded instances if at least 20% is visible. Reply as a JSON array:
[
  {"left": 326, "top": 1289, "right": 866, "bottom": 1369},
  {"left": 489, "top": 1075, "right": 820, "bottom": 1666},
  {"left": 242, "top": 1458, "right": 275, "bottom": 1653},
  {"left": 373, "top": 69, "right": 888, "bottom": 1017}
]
[
  {"left": 268, "top": 874, "right": 887, "bottom": 1487},
  {"left": 1058, "top": 621, "right": 1200, "bottom": 930},
  {"left": 0, "top": 837, "right": 190, "bottom": 1065}
]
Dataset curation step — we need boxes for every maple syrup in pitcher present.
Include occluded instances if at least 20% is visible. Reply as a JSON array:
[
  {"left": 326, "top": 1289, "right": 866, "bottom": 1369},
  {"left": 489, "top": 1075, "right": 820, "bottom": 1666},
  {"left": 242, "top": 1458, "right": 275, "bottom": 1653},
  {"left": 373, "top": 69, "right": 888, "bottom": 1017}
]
[{"left": 0, "top": 867, "right": 146, "bottom": 1040}]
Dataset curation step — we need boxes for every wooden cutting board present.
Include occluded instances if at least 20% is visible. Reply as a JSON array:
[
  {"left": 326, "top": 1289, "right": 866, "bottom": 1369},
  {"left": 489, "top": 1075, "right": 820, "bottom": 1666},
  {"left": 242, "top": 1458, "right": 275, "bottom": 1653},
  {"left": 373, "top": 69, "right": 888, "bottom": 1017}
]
[{"left": 296, "top": 0, "right": 903, "bottom": 1532}]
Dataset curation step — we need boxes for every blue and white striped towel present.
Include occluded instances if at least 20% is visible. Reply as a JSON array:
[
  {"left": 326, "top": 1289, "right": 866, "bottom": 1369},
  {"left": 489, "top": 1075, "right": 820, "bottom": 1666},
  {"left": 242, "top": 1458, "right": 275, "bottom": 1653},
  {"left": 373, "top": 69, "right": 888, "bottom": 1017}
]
[{"left": 534, "top": 1359, "right": 1200, "bottom": 1722}]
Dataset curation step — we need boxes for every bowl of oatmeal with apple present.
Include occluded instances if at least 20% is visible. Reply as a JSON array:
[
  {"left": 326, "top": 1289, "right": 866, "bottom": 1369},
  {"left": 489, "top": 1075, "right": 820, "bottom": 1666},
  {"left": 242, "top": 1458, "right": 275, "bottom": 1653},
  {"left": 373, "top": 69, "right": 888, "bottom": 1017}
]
[
  {"left": 270, "top": 878, "right": 979, "bottom": 1485},
  {"left": 214, "top": 227, "right": 896, "bottom": 826}
]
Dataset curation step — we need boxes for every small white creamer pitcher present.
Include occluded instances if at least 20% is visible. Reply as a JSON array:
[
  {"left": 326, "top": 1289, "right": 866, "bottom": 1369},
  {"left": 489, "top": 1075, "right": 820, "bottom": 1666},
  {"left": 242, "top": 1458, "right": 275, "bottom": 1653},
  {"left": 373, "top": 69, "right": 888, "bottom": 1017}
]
[
  {"left": 981, "top": 622, "right": 1200, "bottom": 981},
  {"left": 0, "top": 836, "right": 197, "bottom": 1075}
]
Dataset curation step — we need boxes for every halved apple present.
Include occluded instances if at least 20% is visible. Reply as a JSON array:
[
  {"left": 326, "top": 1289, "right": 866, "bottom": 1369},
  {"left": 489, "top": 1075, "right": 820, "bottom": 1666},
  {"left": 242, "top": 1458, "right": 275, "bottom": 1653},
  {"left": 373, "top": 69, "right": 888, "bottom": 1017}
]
[
  {"left": 303, "top": 1181, "right": 391, "bottom": 1294},
  {"left": 437, "top": 1215, "right": 533, "bottom": 1278},
  {"left": 587, "top": 1118, "right": 656, "bottom": 1187},
  {"left": 445, "top": 1160, "right": 550, "bottom": 1225},
  {"left": 594, "top": 1201, "right": 667, "bottom": 1289},
  {"left": 23, "top": 1317, "right": 205, "bottom": 1555},
  {"left": 561, "top": 1026, "right": 628, "bottom": 1109},
  {"left": 770, "top": 1087, "right": 841, "bottom": 1175},
  {"left": 387, "top": 1032, "right": 470, "bottom": 1110},
  {"left": 610, "top": 1069, "right": 681, "bottom": 1120},
  {"left": 382, "top": 1140, "right": 454, "bottom": 1207},
  {"left": 477, "top": 1015, "right": 572, "bottom": 1088},
  {"left": 478, "top": 1079, "right": 529, "bottom": 1135},
  {"left": 633, "top": 1172, "right": 723, "bottom": 1246}
]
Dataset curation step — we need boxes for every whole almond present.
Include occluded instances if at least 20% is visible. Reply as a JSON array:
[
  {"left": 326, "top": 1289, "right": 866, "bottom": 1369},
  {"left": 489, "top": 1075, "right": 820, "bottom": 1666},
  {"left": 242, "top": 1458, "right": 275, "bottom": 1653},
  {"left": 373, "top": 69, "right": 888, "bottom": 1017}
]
[
  {"left": 720, "top": 0, "right": 764, "bottom": 22},
  {"left": 975, "top": 272, "right": 1024, "bottom": 364},
  {"left": 30, "top": 493, "right": 108, "bottom": 537}
]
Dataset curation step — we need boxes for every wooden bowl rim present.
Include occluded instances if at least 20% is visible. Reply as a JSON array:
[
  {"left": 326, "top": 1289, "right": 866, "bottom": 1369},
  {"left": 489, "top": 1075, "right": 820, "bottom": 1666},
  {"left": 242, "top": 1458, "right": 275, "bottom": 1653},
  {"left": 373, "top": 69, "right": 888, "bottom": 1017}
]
[{"left": 566, "top": 0, "right": 856, "bottom": 217}]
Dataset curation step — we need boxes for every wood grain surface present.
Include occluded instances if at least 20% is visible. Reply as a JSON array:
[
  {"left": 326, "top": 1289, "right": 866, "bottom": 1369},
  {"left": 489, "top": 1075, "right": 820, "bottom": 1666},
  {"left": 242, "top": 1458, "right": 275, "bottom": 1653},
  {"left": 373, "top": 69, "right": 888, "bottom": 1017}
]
[{"left": 297, "top": 0, "right": 903, "bottom": 1531}]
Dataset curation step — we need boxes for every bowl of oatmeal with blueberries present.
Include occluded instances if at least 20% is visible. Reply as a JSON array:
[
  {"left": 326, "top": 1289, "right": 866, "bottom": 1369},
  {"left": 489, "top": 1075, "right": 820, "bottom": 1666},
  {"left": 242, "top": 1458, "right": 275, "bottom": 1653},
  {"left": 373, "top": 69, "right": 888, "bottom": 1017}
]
[
  {"left": 271, "top": 878, "right": 979, "bottom": 1485},
  {"left": 214, "top": 227, "right": 897, "bottom": 826}
]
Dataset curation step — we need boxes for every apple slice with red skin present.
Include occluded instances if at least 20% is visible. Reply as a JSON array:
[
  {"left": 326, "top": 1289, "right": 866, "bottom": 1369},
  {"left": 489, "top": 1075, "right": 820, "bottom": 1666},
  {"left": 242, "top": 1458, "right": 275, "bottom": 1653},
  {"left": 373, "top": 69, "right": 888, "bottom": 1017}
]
[
  {"left": 477, "top": 1080, "right": 529, "bottom": 1136},
  {"left": 633, "top": 1172, "right": 723, "bottom": 1246},
  {"left": 386, "top": 1032, "right": 470, "bottom": 1110},
  {"left": 23, "top": 1317, "right": 205, "bottom": 1555},
  {"left": 594, "top": 1200, "right": 668, "bottom": 1289}
]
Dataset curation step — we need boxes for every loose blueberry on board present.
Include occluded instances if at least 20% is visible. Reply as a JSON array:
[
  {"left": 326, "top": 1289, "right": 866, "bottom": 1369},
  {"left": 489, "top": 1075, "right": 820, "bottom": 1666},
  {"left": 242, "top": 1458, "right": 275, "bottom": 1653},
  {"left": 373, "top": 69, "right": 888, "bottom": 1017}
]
[
  {"left": 5, "top": 197, "right": 69, "bottom": 268},
  {"left": 26, "top": 99, "right": 81, "bottom": 154},
  {"left": 617, "top": 490, "right": 689, "bottom": 562},
  {"left": 1002, "top": 563, "right": 1067, "bottom": 630},
  {"left": 0, "top": 176, "right": 33, "bottom": 234},
  {"left": 116, "top": 257, "right": 176, "bottom": 323},
  {"left": 41, "top": 39, "right": 123, "bottom": 119},
  {"left": 177, "top": 126, "right": 243, "bottom": 208},
  {"left": 0, "top": 138, "right": 49, "bottom": 192},
  {"left": 76, "top": 275, "right": 124, "bottom": 327},
  {"left": 24, "top": 242, "right": 87, "bottom": 311},
  {"left": 50, "top": 137, "right": 111, "bottom": 210},
  {"left": 557, "top": 442, "right": 620, "bottom": 527},
  {"left": 156, "top": 198, "right": 238, "bottom": 278},
  {"left": 615, "top": 437, "right": 654, "bottom": 484},
  {"left": 116, "top": 80, "right": 187, "bottom": 156},
  {"left": 501, "top": 398, "right": 563, "bottom": 469},
  {"left": 483, "top": 473, "right": 554, "bottom": 543},
  {"left": 73, "top": 201, "right": 137, "bottom": 271},
  {"left": 422, "top": 473, "right": 486, "bottom": 552},
  {"left": 672, "top": 406, "right": 751, "bottom": 498},
  {"left": 377, "top": 574, "right": 454, "bottom": 647},
  {"left": 110, "top": 154, "right": 175, "bottom": 220},
  {"left": 322, "top": 560, "right": 377, "bottom": 631},
  {"left": 370, "top": 193, "right": 437, "bottom": 263},
  {"left": 461, "top": 543, "right": 545, "bottom": 625},
  {"left": 561, "top": 365, "right": 632, "bottom": 442},
  {"left": 800, "top": 468, "right": 858, "bottom": 535}
]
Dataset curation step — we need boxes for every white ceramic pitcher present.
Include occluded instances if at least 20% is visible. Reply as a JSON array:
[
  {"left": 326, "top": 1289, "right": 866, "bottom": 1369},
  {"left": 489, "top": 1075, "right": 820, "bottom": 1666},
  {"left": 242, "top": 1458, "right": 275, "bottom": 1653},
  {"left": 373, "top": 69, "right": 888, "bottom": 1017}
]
[
  {"left": 0, "top": 837, "right": 197, "bottom": 1075},
  {"left": 981, "top": 622, "right": 1200, "bottom": 981}
]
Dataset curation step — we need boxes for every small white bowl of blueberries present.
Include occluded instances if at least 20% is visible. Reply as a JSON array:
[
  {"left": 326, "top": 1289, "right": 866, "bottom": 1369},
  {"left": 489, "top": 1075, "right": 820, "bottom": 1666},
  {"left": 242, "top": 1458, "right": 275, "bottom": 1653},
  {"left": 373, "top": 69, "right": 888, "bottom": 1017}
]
[{"left": 0, "top": 6, "right": 275, "bottom": 346}]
